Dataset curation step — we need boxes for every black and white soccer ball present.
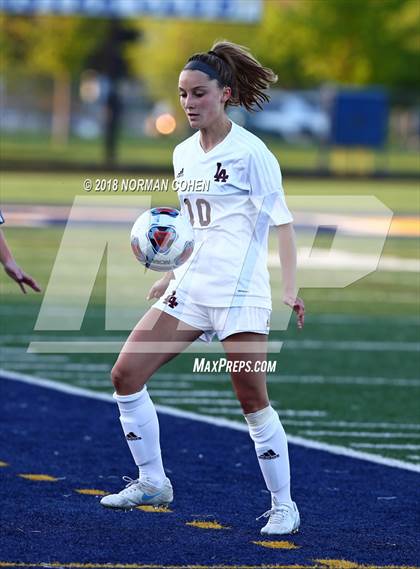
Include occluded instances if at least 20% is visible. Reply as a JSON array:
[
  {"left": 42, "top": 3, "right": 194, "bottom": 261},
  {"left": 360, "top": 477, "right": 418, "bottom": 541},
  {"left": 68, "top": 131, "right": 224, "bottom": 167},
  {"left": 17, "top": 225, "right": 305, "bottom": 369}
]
[{"left": 130, "top": 207, "right": 194, "bottom": 272}]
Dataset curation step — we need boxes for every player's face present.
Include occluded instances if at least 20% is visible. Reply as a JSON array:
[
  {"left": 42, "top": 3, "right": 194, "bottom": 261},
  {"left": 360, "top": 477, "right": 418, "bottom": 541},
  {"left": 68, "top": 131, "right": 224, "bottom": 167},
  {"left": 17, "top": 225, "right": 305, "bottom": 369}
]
[{"left": 178, "top": 70, "right": 229, "bottom": 129}]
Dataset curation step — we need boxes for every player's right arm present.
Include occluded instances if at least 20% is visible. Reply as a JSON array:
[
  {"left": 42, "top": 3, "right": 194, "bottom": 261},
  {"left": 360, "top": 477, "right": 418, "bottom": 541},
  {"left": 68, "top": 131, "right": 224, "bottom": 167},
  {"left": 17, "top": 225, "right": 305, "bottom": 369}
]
[{"left": 146, "top": 271, "right": 174, "bottom": 300}]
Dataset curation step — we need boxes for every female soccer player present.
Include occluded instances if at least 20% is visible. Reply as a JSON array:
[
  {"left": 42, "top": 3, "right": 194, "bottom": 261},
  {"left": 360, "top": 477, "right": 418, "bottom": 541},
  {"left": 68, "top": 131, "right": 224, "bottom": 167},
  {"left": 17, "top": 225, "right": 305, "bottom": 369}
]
[{"left": 101, "top": 41, "right": 305, "bottom": 536}]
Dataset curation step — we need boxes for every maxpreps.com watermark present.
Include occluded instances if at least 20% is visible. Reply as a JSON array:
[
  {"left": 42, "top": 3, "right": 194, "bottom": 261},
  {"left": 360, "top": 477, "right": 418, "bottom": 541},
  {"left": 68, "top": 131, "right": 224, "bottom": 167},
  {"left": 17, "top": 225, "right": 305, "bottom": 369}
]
[
  {"left": 83, "top": 178, "right": 210, "bottom": 193},
  {"left": 193, "top": 358, "right": 277, "bottom": 374}
]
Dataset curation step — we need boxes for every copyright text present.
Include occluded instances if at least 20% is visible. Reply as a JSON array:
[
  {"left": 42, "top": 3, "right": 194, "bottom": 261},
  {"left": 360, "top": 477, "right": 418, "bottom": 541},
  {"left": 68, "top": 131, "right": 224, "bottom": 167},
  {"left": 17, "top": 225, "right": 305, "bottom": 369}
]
[{"left": 83, "top": 178, "right": 210, "bottom": 193}]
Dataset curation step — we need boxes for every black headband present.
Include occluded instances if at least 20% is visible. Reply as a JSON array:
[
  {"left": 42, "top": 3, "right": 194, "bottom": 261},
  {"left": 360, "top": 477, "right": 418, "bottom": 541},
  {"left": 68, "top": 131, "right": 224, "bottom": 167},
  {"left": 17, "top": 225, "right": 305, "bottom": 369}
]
[{"left": 183, "top": 60, "right": 221, "bottom": 83}]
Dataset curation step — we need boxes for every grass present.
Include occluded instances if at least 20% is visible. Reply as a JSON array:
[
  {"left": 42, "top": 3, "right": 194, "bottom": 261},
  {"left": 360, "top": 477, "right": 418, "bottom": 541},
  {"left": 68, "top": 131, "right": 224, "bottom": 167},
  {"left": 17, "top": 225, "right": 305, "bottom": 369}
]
[
  {"left": 1, "top": 214, "right": 419, "bottom": 464},
  {"left": 1, "top": 171, "right": 419, "bottom": 215},
  {"left": 1, "top": 173, "right": 419, "bottom": 465},
  {"left": 1, "top": 132, "right": 419, "bottom": 174}
]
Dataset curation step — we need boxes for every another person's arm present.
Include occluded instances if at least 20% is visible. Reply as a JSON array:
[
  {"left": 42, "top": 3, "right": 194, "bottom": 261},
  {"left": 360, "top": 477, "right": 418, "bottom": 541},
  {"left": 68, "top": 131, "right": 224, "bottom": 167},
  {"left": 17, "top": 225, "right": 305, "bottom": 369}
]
[
  {"left": 278, "top": 223, "right": 304, "bottom": 329},
  {"left": 0, "top": 229, "right": 41, "bottom": 294}
]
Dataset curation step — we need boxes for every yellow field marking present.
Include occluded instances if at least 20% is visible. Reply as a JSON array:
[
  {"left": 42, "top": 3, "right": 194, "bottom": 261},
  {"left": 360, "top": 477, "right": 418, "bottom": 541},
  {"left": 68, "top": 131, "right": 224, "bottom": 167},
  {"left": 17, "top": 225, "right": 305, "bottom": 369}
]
[
  {"left": 318, "top": 562, "right": 361, "bottom": 569},
  {"left": 316, "top": 561, "right": 420, "bottom": 569},
  {"left": 330, "top": 148, "right": 375, "bottom": 175},
  {"left": 0, "top": 461, "right": 9, "bottom": 467},
  {"left": 136, "top": 505, "right": 173, "bottom": 513},
  {"left": 252, "top": 541, "right": 299, "bottom": 550},
  {"left": 186, "top": 520, "right": 231, "bottom": 530},
  {"left": 389, "top": 217, "right": 420, "bottom": 238},
  {"left": 18, "top": 474, "right": 58, "bottom": 482},
  {"left": 75, "top": 489, "right": 108, "bottom": 496}
]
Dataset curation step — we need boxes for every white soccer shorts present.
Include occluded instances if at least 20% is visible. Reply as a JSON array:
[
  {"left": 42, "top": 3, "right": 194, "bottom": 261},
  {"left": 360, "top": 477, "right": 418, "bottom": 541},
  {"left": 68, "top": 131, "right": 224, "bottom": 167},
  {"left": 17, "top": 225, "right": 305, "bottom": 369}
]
[{"left": 153, "top": 290, "right": 270, "bottom": 342}]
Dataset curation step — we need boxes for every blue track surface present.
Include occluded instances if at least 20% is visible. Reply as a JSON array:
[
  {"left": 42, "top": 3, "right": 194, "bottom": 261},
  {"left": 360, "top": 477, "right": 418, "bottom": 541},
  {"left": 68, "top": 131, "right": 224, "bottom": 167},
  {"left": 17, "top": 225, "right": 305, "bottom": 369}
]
[{"left": 0, "top": 373, "right": 419, "bottom": 568}]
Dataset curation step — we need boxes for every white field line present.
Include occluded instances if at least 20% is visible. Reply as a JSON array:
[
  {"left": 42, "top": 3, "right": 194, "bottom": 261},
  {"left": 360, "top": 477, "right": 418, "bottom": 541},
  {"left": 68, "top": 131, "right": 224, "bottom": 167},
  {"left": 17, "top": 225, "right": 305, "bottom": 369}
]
[
  {"left": 155, "top": 401, "right": 325, "bottom": 417},
  {"left": 281, "top": 419, "right": 420, "bottom": 430},
  {"left": 407, "top": 455, "right": 420, "bottom": 461},
  {"left": 153, "top": 373, "right": 420, "bottom": 387},
  {"left": 3, "top": 336, "right": 420, "bottom": 352},
  {"left": 75, "top": 379, "right": 193, "bottom": 389},
  {"left": 299, "top": 431, "right": 420, "bottom": 439},
  {"left": 152, "top": 397, "right": 240, "bottom": 406},
  {"left": 351, "top": 444, "right": 420, "bottom": 450},
  {"left": 25, "top": 339, "right": 420, "bottom": 354},
  {"left": 2, "top": 366, "right": 418, "bottom": 388},
  {"left": 272, "top": 375, "right": 420, "bottom": 387},
  {"left": 197, "top": 407, "right": 247, "bottom": 415},
  {"left": 26, "top": 341, "right": 281, "bottom": 354},
  {"left": 287, "top": 340, "right": 420, "bottom": 352},
  {"left": 0, "top": 362, "right": 111, "bottom": 372},
  {"left": 126, "top": 381, "right": 191, "bottom": 389},
  {"left": 199, "top": 407, "right": 327, "bottom": 418},
  {"left": 150, "top": 389, "right": 233, "bottom": 397},
  {"left": 268, "top": 250, "right": 420, "bottom": 272},
  {"left": 311, "top": 314, "right": 420, "bottom": 325},
  {"left": 1, "top": 368, "right": 419, "bottom": 473},
  {"left": 296, "top": 292, "right": 417, "bottom": 304},
  {"left": 1, "top": 307, "right": 419, "bottom": 326},
  {"left": 0, "top": 353, "right": 70, "bottom": 363},
  {"left": 74, "top": 379, "right": 115, "bottom": 387},
  {"left": 16, "top": 371, "right": 108, "bottom": 379}
]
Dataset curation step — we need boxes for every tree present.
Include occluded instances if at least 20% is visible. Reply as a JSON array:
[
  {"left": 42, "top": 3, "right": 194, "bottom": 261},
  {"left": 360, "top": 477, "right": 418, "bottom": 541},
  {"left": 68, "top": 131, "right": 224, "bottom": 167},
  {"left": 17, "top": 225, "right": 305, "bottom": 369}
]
[
  {"left": 295, "top": 0, "right": 419, "bottom": 91},
  {"left": 1, "top": 14, "right": 109, "bottom": 143},
  {"left": 128, "top": 0, "right": 420, "bottom": 106},
  {"left": 127, "top": 17, "right": 257, "bottom": 120}
]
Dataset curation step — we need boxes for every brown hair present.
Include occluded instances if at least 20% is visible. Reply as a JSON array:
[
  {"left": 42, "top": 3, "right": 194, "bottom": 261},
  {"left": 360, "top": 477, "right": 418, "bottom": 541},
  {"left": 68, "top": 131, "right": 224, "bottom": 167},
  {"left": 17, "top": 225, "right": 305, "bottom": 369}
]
[{"left": 185, "top": 40, "right": 277, "bottom": 111}]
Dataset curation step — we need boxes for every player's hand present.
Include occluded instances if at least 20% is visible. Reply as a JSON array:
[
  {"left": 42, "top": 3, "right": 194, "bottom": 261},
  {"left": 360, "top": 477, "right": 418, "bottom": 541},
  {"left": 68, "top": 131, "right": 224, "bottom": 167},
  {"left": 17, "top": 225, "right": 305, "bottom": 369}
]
[
  {"left": 146, "top": 276, "right": 172, "bottom": 300},
  {"left": 3, "top": 260, "right": 42, "bottom": 294},
  {"left": 283, "top": 295, "right": 305, "bottom": 329}
]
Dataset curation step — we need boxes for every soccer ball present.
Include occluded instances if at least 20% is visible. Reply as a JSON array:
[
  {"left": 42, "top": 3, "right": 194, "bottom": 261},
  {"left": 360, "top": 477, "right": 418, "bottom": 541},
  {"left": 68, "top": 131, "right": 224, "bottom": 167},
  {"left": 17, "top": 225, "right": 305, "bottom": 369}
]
[{"left": 130, "top": 207, "right": 194, "bottom": 272}]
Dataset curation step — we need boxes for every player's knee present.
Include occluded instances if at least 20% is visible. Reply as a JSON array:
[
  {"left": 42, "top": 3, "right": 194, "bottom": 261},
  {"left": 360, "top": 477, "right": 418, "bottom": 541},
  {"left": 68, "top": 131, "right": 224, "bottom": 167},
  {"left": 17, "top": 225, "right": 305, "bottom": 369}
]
[
  {"left": 111, "top": 363, "right": 145, "bottom": 394},
  {"left": 111, "top": 364, "right": 125, "bottom": 392},
  {"left": 237, "top": 392, "right": 269, "bottom": 414}
]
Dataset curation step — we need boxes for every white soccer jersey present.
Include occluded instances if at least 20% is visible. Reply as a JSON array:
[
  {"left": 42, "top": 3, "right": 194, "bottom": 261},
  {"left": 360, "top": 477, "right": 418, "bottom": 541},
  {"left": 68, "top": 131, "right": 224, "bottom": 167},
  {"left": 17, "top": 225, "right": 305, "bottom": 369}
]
[{"left": 171, "top": 121, "right": 293, "bottom": 309}]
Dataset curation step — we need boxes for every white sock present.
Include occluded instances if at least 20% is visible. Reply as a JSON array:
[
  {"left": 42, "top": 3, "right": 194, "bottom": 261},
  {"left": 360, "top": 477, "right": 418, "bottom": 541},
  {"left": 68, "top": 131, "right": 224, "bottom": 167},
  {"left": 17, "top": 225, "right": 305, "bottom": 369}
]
[
  {"left": 245, "top": 405, "right": 292, "bottom": 506},
  {"left": 114, "top": 388, "right": 166, "bottom": 487}
]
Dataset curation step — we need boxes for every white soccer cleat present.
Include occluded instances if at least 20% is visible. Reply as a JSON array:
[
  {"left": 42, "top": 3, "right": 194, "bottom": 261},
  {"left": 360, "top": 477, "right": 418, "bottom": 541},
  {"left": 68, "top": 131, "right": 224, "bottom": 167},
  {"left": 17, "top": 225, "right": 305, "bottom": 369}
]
[
  {"left": 100, "top": 476, "right": 173, "bottom": 510},
  {"left": 257, "top": 501, "right": 300, "bottom": 535}
]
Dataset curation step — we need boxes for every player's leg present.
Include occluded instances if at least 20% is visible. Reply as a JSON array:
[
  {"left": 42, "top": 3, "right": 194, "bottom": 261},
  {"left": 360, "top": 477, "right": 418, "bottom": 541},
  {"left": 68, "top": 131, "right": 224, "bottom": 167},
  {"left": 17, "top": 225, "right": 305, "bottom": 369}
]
[
  {"left": 221, "top": 331, "right": 299, "bottom": 535},
  {"left": 101, "top": 308, "right": 203, "bottom": 510},
  {"left": 222, "top": 332, "right": 291, "bottom": 499},
  {"left": 111, "top": 306, "right": 202, "bottom": 395}
]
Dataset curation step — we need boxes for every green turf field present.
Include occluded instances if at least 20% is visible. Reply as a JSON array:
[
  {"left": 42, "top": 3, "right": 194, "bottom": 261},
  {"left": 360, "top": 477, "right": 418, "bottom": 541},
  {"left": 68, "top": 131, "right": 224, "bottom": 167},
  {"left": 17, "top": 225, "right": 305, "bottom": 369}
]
[
  {"left": 1, "top": 172, "right": 419, "bottom": 465},
  {"left": 1, "top": 132, "right": 419, "bottom": 174},
  {"left": 1, "top": 170, "right": 420, "bottom": 213}
]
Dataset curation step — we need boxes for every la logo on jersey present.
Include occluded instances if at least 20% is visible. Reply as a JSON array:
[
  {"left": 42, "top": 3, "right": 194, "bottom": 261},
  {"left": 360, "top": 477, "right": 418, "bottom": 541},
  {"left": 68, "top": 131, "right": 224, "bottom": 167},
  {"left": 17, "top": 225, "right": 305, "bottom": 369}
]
[
  {"left": 214, "top": 162, "right": 229, "bottom": 182},
  {"left": 163, "top": 290, "right": 178, "bottom": 309}
]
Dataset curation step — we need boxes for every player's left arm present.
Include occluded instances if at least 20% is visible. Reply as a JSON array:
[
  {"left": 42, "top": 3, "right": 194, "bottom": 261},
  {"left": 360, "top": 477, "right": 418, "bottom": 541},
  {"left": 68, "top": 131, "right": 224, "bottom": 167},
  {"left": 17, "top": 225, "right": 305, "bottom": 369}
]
[{"left": 277, "top": 223, "right": 304, "bottom": 329}]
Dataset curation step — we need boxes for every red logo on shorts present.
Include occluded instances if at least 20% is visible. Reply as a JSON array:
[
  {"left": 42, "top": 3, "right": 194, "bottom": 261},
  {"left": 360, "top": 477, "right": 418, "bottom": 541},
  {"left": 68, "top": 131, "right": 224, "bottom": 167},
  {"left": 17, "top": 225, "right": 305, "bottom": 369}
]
[{"left": 163, "top": 290, "right": 178, "bottom": 309}]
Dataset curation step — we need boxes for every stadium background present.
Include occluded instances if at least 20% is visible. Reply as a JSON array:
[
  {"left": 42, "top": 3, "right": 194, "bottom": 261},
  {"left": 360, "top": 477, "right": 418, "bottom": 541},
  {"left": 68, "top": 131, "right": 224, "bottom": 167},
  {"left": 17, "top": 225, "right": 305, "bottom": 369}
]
[{"left": 0, "top": 1, "right": 419, "bottom": 568}]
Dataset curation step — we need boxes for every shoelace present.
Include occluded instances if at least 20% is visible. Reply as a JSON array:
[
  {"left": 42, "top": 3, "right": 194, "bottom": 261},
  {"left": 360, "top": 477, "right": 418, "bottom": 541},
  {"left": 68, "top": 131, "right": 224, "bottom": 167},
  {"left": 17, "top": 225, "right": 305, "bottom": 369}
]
[
  {"left": 256, "top": 505, "right": 290, "bottom": 522},
  {"left": 121, "top": 476, "right": 142, "bottom": 493}
]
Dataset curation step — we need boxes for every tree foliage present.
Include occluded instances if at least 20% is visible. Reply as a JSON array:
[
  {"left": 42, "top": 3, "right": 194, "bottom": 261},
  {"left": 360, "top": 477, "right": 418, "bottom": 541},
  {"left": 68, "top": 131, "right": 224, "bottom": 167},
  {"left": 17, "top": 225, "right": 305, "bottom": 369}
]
[
  {"left": 126, "top": 17, "right": 255, "bottom": 111},
  {"left": 0, "top": 14, "right": 109, "bottom": 77},
  {"left": 127, "top": 0, "right": 419, "bottom": 107},
  {"left": 1, "top": 0, "right": 418, "bottom": 96}
]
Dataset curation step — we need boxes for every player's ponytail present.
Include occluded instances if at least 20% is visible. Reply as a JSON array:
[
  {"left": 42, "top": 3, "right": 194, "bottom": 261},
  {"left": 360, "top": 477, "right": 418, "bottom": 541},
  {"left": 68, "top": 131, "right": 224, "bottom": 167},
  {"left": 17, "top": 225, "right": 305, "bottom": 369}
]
[{"left": 184, "top": 40, "right": 277, "bottom": 111}]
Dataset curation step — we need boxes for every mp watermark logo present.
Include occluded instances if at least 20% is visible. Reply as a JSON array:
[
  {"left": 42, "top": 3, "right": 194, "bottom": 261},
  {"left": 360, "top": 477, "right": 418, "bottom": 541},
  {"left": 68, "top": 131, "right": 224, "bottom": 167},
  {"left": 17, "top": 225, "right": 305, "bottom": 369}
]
[{"left": 27, "top": 193, "right": 392, "bottom": 356}]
